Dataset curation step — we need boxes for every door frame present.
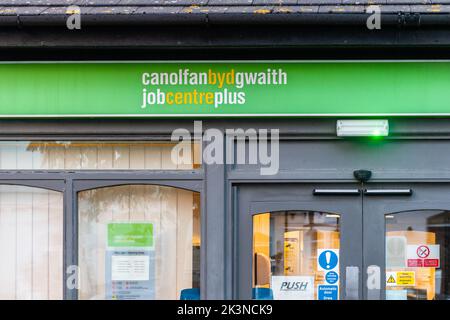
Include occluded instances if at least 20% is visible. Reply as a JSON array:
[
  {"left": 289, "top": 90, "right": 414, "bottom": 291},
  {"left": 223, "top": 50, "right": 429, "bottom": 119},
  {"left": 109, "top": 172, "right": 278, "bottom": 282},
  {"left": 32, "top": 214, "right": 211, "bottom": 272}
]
[
  {"left": 233, "top": 182, "right": 363, "bottom": 300},
  {"left": 363, "top": 182, "right": 450, "bottom": 300}
]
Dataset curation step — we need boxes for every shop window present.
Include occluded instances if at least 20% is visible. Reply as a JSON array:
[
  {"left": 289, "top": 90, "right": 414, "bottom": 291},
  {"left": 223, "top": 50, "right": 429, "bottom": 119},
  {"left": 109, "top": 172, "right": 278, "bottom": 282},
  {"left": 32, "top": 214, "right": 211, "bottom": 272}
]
[
  {"left": 78, "top": 185, "right": 201, "bottom": 300},
  {"left": 253, "top": 211, "right": 340, "bottom": 300},
  {"left": 385, "top": 210, "right": 449, "bottom": 300},
  {"left": 0, "top": 141, "right": 201, "bottom": 170},
  {"left": 0, "top": 185, "right": 63, "bottom": 299}
]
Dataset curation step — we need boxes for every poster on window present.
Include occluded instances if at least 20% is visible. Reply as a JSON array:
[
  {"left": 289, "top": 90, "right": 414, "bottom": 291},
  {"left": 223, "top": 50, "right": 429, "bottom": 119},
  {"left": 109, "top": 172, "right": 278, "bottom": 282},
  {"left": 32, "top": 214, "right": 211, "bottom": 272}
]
[
  {"left": 105, "top": 222, "right": 155, "bottom": 300},
  {"left": 271, "top": 276, "right": 315, "bottom": 300}
]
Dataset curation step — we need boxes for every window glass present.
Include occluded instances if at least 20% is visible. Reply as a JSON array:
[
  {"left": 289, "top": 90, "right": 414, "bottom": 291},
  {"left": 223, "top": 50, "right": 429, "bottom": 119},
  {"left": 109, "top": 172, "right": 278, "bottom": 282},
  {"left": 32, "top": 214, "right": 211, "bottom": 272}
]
[
  {"left": 0, "top": 185, "right": 63, "bottom": 299},
  {"left": 253, "top": 211, "right": 340, "bottom": 300},
  {"left": 0, "top": 141, "right": 201, "bottom": 170},
  {"left": 78, "top": 185, "right": 201, "bottom": 300},
  {"left": 386, "top": 210, "right": 449, "bottom": 300}
]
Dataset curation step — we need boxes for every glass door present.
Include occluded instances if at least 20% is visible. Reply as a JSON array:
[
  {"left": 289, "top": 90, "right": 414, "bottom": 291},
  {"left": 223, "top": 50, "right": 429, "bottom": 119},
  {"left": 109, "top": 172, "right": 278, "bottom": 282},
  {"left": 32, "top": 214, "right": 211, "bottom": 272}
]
[
  {"left": 235, "top": 183, "right": 363, "bottom": 300},
  {"left": 363, "top": 183, "right": 450, "bottom": 300}
]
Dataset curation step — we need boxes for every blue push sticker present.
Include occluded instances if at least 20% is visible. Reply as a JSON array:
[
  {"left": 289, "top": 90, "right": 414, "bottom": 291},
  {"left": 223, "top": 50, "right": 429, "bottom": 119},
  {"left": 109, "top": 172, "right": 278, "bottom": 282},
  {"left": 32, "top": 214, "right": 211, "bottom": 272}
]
[
  {"left": 318, "top": 285, "right": 338, "bottom": 300},
  {"left": 325, "top": 271, "right": 339, "bottom": 284}
]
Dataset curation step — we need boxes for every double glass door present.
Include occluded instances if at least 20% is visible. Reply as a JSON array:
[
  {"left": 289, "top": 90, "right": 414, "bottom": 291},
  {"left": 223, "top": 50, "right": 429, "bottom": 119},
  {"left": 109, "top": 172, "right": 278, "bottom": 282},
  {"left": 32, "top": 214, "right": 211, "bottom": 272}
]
[{"left": 236, "top": 183, "right": 450, "bottom": 300}]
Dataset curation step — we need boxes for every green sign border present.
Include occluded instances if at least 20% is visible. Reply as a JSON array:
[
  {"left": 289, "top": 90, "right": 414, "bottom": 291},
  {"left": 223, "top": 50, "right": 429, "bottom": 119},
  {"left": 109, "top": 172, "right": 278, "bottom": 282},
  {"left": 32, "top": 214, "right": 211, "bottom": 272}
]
[{"left": 2, "top": 60, "right": 450, "bottom": 118}]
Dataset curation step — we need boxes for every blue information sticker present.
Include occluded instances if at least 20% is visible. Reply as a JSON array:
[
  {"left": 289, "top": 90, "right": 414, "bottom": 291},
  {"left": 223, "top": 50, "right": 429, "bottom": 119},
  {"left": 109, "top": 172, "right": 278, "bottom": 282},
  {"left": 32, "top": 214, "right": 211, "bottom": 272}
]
[
  {"left": 318, "top": 285, "right": 339, "bottom": 300},
  {"left": 325, "top": 271, "right": 339, "bottom": 284},
  {"left": 318, "top": 250, "right": 338, "bottom": 270}
]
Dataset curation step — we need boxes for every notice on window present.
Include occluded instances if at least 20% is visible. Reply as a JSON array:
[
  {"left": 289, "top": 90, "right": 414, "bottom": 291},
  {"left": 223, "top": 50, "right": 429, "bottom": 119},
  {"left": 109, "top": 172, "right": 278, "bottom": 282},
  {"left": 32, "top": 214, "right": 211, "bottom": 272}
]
[
  {"left": 271, "top": 276, "right": 315, "bottom": 300},
  {"left": 105, "top": 222, "right": 155, "bottom": 300},
  {"left": 111, "top": 254, "right": 150, "bottom": 281},
  {"left": 386, "top": 271, "right": 415, "bottom": 287},
  {"left": 406, "top": 244, "right": 440, "bottom": 268},
  {"left": 317, "top": 249, "right": 340, "bottom": 300},
  {"left": 107, "top": 223, "right": 154, "bottom": 249}
]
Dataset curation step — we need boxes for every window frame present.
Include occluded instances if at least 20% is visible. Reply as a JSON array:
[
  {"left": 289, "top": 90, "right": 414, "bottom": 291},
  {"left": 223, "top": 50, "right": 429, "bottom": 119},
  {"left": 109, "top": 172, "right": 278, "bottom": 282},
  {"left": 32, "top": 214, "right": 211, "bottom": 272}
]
[{"left": 0, "top": 136, "right": 204, "bottom": 300}]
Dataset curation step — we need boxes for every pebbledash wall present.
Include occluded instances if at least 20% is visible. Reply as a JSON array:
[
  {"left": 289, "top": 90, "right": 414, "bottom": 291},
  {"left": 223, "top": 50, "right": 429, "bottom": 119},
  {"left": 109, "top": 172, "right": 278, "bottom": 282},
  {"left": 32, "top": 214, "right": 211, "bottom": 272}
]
[{"left": 1, "top": 60, "right": 450, "bottom": 300}]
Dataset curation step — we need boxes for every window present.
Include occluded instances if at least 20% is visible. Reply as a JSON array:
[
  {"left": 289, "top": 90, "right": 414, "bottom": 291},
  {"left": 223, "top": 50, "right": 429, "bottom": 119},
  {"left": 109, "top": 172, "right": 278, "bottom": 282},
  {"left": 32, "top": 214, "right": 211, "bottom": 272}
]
[
  {"left": 78, "top": 185, "right": 201, "bottom": 300},
  {"left": 253, "top": 211, "right": 340, "bottom": 300},
  {"left": 0, "top": 141, "right": 200, "bottom": 170},
  {"left": 386, "top": 210, "right": 449, "bottom": 300},
  {"left": 0, "top": 185, "right": 63, "bottom": 299}
]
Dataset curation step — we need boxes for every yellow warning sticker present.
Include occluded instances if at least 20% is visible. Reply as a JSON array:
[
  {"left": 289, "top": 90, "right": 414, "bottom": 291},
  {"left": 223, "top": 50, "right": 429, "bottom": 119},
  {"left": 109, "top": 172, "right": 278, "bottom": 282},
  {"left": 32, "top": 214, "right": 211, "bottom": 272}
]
[
  {"left": 386, "top": 271, "right": 415, "bottom": 287},
  {"left": 387, "top": 275, "right": 396, "bottom": 284},
  {"left": 396, "top": 272, "right": 415, "bottom": 286}
]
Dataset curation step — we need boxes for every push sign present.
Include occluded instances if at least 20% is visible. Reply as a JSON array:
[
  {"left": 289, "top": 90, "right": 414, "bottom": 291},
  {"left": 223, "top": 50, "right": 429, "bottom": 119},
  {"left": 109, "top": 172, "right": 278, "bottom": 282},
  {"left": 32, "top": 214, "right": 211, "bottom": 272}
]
[
  {"left": 317, "top": 249, "right": 339, "bottom": 300},
  {"left": 271, "top": 276, "right": 314, "bottom": 300}
]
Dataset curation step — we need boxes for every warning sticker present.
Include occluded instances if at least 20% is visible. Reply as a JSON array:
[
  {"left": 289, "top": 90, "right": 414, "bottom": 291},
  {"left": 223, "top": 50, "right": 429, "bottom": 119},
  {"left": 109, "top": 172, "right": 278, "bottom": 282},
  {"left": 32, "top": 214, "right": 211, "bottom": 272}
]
[
  {"left": 386, "top": 271, "right": 415, "bottom": 287},
  {"left": 407, "top": 244, "right": 440, "bottom": 268},
  {"left": 387, "top": 274, "right": 396, "bottom": 285},
  {"left": 397, "top": 272, "right": 415, "bottom": 286}
]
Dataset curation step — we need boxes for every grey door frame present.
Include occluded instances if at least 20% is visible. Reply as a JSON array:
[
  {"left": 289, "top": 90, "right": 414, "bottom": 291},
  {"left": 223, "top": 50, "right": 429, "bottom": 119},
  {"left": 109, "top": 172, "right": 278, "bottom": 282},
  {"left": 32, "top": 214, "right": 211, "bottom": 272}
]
[
  {"left": 233, "top": 183, "right": 363, "bottom": 300},
  {"left": 363, "top": 182, "right": 450, "bottom": 300}
]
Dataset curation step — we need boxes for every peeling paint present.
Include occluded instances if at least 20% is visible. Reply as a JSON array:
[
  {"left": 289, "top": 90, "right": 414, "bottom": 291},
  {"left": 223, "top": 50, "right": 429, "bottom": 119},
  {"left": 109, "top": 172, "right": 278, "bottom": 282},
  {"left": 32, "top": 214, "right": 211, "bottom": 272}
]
[
  {"left": 277, "top": 7, "right": 292, "bottom": 13},
  {"left": 430, "top": 4, "right": 441, "bottom": 12},
  {"left": 300, "top": 7, "right": 315, "bottom": 13},
  {"left": 182, "top": 5, "right": 200, "bottom": 13},
  {"left": 0, "top": 9, "right": 16, "bottom": 14},
  {"left": 66, "top": 8, "right": 80, "bottom": 14},
  {"left": 0, "top": 2, "right": 447, "bottom": 20},
  {"left": 254, "top": 8, "right": 271, "bottom": 14}
]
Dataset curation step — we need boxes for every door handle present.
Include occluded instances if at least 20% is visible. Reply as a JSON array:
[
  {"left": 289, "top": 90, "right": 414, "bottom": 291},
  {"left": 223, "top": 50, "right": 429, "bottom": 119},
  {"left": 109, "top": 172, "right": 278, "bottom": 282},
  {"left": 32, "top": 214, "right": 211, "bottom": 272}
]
[
  {"left": 313, "top": 189, "right": 361, "bottom": 196},
  {"left": 363, "top": 189, "right": 412, "bottom": 196}
]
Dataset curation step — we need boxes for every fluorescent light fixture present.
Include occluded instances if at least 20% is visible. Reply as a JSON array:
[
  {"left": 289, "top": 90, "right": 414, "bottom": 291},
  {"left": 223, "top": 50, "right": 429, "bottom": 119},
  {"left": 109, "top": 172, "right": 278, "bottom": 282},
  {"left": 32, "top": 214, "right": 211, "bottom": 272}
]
[
  {"left": 326, "top": 214, "right": 341, "bottom": 219},
  {"left": 336, "top": 120, "right": 389, "bottom": 137}
]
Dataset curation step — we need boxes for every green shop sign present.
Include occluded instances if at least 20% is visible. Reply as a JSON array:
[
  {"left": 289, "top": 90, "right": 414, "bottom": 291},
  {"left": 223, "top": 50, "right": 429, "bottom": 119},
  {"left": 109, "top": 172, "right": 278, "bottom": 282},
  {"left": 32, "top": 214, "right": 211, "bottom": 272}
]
[
  {"left": 107, "top": 223, "right": 153, "bottom": 248},
  {"left": 1, "top": 61, "right": 450, "bottom": 117}
]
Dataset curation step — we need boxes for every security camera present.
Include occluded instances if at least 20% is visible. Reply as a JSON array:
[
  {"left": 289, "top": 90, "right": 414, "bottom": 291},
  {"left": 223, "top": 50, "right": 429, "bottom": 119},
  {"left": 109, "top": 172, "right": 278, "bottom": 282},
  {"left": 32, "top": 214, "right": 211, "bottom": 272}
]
[{"left": 353, "top": 169, "right": 372, "bottom": 183}]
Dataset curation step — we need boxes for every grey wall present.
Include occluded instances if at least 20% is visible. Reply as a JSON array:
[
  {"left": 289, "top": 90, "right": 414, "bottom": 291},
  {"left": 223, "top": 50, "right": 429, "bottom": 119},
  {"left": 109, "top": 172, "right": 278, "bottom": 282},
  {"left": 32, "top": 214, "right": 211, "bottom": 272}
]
[{"left": 0, "top": 118, "right": 450, "bottom": 299}]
